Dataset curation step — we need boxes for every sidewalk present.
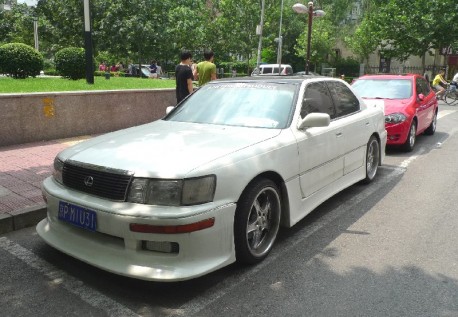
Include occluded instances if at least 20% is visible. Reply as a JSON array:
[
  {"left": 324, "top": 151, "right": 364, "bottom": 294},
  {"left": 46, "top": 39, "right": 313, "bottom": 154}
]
[{"left": 0, "top": 136, "right": 92, "bottom": 234}]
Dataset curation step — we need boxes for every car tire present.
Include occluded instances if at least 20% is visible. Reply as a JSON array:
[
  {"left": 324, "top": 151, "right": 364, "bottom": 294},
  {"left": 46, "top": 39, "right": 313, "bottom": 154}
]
[
  {"left": 402, "top": 120, "right": 417, "bottom": 152},
  {"left": 424, "top": 110, "right": 437, "bottom": 135},
  {"left": 362, "top": 135, "right": 380, "bottom": 184},
  {"left": 234, "top": 178, "right": 281, "bottom": 264}
]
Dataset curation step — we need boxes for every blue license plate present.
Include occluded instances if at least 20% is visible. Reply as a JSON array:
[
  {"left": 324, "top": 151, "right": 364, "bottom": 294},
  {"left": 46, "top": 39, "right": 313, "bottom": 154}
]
[{"left": 58, "top": 201, "right": 97, "bottom": 231}]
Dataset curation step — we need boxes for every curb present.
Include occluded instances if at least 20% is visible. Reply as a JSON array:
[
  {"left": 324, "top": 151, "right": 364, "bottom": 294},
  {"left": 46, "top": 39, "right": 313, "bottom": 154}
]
[{"left": 0, "top": 205, "right": 47, "bottom": 234}]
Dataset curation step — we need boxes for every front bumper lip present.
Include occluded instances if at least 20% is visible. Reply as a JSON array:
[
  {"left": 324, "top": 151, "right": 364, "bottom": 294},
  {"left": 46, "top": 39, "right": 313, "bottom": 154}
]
[
  {"left": 37, "top": 177, "right": 237, "bottom": 282},
  {"left": 385, "top": 120, "right": 410, "bottom": 145},
  {"left": 36, "top": 217, "right": 235, "bottom": 281}
]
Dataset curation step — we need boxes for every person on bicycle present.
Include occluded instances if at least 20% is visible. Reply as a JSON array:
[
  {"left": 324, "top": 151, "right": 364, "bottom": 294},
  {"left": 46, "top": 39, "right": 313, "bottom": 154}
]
[
  {"left": 450, "top": 72, "right": 458, "bottom": 92},
  {"left": 433, "top": 69, "right": 448, "bottom": 99}
]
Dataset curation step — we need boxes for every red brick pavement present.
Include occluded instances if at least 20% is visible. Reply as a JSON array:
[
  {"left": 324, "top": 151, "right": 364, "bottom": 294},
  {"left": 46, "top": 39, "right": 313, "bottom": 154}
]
[{"left": 0, "top": 136, "right": 91, "bottom": 233}]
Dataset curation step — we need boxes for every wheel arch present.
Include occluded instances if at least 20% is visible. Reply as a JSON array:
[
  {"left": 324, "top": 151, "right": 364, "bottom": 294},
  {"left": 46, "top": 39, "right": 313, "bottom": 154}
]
[
  {"left": 236, "top": 171, "right": 291, "bottom": 228},
  {"left": 369, "top": 132, "right": 383, "bottom": 167}
]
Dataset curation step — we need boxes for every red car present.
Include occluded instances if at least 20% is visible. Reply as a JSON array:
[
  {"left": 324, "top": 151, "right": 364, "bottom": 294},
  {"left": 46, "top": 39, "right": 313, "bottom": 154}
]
[{"left": 352, "top": 74, "right": 438, "bottom": 151}]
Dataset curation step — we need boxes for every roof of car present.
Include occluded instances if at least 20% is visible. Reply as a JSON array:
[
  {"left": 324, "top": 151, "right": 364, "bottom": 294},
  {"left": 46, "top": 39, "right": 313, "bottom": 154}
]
[
  {"left": 356, "top": 73, "right": 420, "bottom": 80},
  {"left": 213, "top": 75, "right": 325, "bottom": 84}
]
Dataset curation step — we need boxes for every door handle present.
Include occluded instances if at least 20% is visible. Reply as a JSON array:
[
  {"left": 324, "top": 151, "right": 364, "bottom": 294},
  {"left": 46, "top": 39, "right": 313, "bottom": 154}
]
[{"left": 336, "top": 132, "right": 343, "bottom": 137}]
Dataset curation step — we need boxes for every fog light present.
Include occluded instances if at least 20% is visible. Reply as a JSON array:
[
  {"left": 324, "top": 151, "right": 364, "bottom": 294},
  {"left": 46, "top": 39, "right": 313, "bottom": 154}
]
[{"left": 142, "top": 241, "right": 179, "bottom": 253}]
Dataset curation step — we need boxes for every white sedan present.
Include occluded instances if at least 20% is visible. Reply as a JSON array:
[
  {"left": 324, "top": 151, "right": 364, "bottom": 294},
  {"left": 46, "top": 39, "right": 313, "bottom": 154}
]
[{"left": 37, "top": 76, "right": 387, "bottom": 281}]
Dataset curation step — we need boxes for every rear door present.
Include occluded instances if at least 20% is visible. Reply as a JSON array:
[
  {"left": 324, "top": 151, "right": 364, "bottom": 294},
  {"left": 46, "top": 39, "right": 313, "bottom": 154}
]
[{"left": 326, "top": 81, "right": 368, "bottom": 175}]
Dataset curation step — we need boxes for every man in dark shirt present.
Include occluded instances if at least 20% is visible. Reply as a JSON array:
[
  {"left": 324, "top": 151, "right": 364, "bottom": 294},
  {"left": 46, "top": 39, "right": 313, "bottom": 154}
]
[{"left": 175, "top": 51, "right": 194, "bottom": 104}]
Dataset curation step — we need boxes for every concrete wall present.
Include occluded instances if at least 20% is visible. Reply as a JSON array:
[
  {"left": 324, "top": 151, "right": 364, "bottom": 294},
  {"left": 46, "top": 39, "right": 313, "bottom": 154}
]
[{"left": 0, "top": 89, "right": 176, "bottom": 146}]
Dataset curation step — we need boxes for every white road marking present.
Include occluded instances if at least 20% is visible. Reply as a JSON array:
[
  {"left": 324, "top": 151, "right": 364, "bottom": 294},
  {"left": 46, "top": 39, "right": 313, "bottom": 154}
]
[
  {"left": 0, "top": 237, "right": 140, "bottom": 317},
  {"left": 400, "top": 146, "right": 425, "bottom": 168},
  {"left": 399, "top": 109, "right": 455, "bottom": 168},
  {"left": 178, "top": 166, "right": 406, "bottom": 316},
  {"left": 437, "top": 109, "right": 456, "bottom": 119}
]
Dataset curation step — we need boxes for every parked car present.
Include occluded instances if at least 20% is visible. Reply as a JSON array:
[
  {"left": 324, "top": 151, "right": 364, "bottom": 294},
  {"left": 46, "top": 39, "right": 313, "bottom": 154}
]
[
  {"left": 37, "top": 76, "right": 386, "bottom": 282},
  {"left": 251, "top": 64, "right": 293, "bottom": 76},
  {"left": 352, "top": 74, "right": 438, "bottom": 151}
]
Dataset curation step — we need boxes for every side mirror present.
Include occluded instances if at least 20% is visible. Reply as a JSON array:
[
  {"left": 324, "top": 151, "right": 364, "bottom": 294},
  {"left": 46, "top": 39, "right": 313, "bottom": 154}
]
[
  {"left": 166, "top": 106, "right": 175, "bottom": 114},
  {"left": 418, "top": 93, "right": 425, "bottom": 101},
  {"left": 297, "top": 113, "right": 331, "bottom": 130}
]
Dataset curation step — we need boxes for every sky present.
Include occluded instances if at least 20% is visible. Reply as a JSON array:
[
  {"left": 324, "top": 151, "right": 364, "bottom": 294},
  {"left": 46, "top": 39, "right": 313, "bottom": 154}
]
[{"left": 17, "top": 0, "right": 38, "bottom": 6}]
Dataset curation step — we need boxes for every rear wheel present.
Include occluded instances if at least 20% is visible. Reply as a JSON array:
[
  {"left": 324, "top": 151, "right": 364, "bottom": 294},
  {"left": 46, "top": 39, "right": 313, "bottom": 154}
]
[
  {"left": 424, "top": 110, "right": 437, "bottom": 135},
  {"left": 362, "top": 136, "right": 380, "bottom": 184},
  {"left": 234, "top": 179, "right": 281, "bottom": 264},
  {"left": 402, "top": 120, "right": 417, "bottom": 152}
]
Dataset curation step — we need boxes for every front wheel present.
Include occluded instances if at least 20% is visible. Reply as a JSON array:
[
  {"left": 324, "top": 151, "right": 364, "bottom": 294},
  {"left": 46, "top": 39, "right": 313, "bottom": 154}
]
[
  {"left": 234, "top": 179, "right": 281, "bottom": 264},
  {"left": 444, "top": 91, "right": 458, "bottom": 105},
  {"left": 362, "top": 136, "right": 380, "bottom": 184},
  {"left": 402, "top": 120, "right": 417, "bottom": 152},
  {"left": 424, "top": 110, "right": 437, "bottom": 135}
]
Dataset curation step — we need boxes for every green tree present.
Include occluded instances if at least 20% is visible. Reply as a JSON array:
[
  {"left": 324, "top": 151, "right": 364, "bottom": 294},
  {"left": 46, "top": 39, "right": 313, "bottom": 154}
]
[
  {"left": 344, "top": 15, "right": 381, "bottom": 63},
  {"left": 209, "top": 0, "right": 263, "bottom": 72},
  {"left": 294, "top": 17, "right": 336, "bottom": 71},
  {"left": 369, "top": 0, "right": 458, "bottom": 68},
  {"left": 0, "top": 3, "right": 35, "bottom": 46},
  {"left": 36, "top": 0, "right": 85, "bottom": 56}
]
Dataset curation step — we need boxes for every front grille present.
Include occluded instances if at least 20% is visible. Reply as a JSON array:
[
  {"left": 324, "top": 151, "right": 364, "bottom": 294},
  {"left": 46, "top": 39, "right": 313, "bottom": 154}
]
[{"left": 62, "top": 160, "right": 133, "bottom": 201}]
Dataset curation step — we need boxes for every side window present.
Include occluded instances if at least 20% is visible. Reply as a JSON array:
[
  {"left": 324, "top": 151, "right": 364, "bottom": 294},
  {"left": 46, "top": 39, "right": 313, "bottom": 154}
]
[
  {"left": 418, "top": 78, "right": 431, "bottom": 95},
  {"left": 416, "top": 78, "right": 422, "bottom": 95},
  {"left": 262, "top": 67, "right": 272, "bottom": 74},
  {"left": 300, "top": 82, "right": 335, "bottom": 118},
  {"left": 327, "top": 81, "right": 360, "bottom": 118}
]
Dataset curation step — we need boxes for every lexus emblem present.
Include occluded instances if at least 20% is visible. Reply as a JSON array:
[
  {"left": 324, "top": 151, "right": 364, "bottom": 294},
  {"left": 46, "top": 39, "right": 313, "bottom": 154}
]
[{"left": 84, "top": 176, "right": 94, "bottom": 187}]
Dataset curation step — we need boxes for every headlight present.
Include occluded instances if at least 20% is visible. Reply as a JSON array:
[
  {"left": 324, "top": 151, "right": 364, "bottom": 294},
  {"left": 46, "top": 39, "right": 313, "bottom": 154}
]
[
  {"left": 53, "top": 158, "right": 64, "bottom": 184},
  {"left": 127, "top": 175, "right": 216, "bottom": 206},
  {"left": 385, "top": 113, "right": 407, "bottom": 124}
]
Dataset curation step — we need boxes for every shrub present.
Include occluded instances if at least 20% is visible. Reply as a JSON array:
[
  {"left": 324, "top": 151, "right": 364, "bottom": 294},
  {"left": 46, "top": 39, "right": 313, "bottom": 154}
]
[
  {"left": 333, "top": 57, "right": 360, "bottom": 78},
  {"left": 0, "top": 43, "right": 43, "bottom": 79},
  {"left": 44, "top": 69, "right": 60, "bottom": 76},
  {"left": 55, "top": 47, "right": 86, "bottom": 80}
]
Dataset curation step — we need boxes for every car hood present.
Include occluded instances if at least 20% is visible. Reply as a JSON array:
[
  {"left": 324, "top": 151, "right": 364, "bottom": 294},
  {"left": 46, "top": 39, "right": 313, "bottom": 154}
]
[
  {"left": 363, "top": 98, "right": 412, "bottom": 115},
  {"left": 58, "top": 120, "right": 281, "bottom": 178}
]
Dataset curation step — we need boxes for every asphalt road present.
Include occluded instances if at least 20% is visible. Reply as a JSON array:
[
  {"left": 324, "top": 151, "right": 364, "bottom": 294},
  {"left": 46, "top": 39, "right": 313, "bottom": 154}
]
[{"left": 1, "top": 103, "right": 458, "bottom": 317}]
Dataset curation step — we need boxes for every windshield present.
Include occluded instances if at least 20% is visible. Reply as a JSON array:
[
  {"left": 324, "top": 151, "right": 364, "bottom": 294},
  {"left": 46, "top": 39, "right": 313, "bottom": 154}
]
[
  {"left": 166, "top": 82, "right": 298, "bottom": 129},
  {"left": 352, "top": 79, "right": 412, "bottom": 99}
]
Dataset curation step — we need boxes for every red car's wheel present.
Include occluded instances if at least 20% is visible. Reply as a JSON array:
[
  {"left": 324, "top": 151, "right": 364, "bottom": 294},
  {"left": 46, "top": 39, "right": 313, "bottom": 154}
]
[{"left": 402, "top": 120, "right": 417, "bottom": 152}]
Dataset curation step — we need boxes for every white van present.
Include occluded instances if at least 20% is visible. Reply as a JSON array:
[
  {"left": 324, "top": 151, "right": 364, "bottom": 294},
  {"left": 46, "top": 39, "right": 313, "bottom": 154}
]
[{"left": 251, "top": 64, "right": 293, "bottom": 76}]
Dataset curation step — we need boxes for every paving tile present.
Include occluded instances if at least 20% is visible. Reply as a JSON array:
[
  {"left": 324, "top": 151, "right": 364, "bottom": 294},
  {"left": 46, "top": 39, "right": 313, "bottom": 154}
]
[
  {"left": 0, "top": 135, "right": 93, "bottom": 232},
  {"left": 0, "top": 202, "right": 11, "bottom": 213},
  {"left": 0, "top": 192, "right": 35, "bottom": 211},
  {"left": 0, "top": 186, "right": 12, "bottom": 198}
]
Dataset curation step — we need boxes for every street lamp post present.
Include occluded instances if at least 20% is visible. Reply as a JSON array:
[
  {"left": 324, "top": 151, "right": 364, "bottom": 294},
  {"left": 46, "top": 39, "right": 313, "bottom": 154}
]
[
  {"left": 255, "top": 0, "right": 266, "bottom": 75},
  {"left": 83, "top": 0, "right": 94, "bottom": 84},
  {"left": 33, "top": 16, "right": 38, "bottom": 51},
  {"left": 276, "top": 0, "right": 284, "bottom": 67},
  {"left": 292, "top": 2, "right": 325, "bottom": 75}
]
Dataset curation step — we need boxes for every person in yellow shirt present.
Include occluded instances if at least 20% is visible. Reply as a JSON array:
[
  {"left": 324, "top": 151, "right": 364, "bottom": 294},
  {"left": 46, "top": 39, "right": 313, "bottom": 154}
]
[{"left": 432, "top": 69, "right": 448, "bottom": 99}]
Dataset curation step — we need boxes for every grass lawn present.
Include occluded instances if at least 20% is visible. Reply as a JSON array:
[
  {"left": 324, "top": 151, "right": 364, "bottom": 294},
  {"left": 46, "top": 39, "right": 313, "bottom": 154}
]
[{"left": 0, "top": 76, "right": 176, "bottom": 93}]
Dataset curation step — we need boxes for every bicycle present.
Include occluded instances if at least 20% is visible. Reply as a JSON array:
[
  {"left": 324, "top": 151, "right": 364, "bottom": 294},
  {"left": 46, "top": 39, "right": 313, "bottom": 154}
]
[{"left": 443, "top": 84, "right": 458, "bottom": 105}]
